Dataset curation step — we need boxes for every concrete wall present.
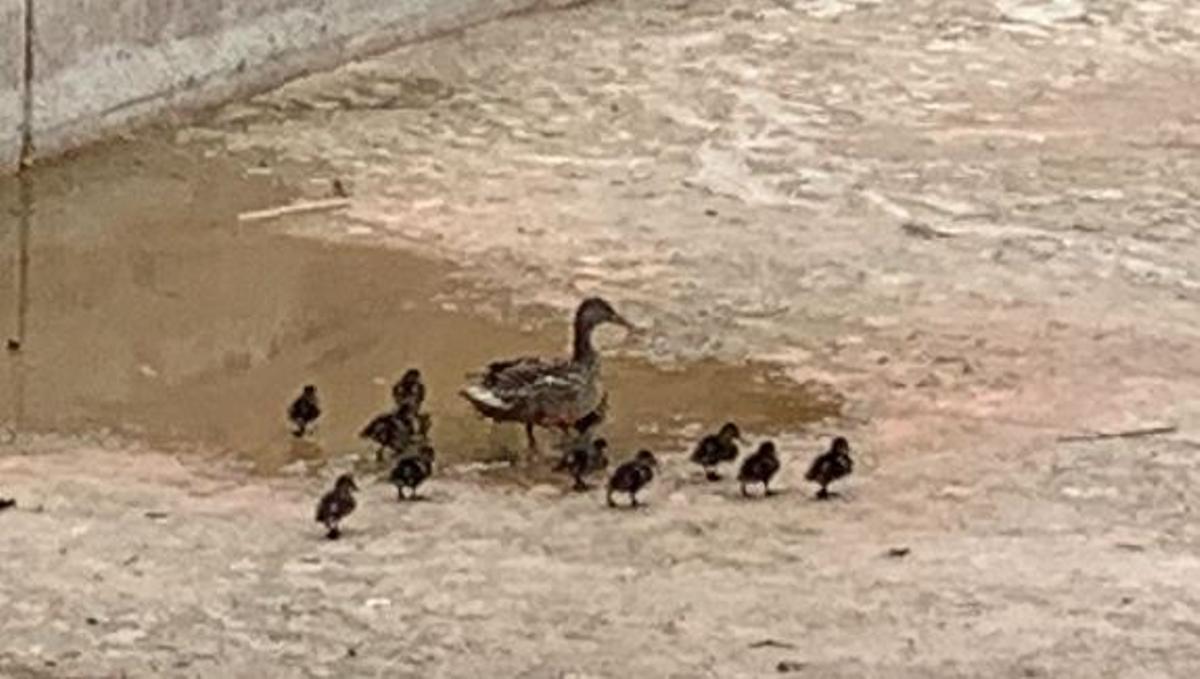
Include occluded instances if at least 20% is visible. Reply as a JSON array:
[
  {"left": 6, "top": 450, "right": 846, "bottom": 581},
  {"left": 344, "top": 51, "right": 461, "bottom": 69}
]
[
  {"left": 0, "top": 0, "right": 22, "bottom": 169},
  {"left": 1, "top": 0, "right": 579, "bottom": 171}
]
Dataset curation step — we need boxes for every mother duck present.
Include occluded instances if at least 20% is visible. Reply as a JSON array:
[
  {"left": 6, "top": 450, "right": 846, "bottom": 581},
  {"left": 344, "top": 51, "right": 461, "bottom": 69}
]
[{"left": 460, "top": 297, "right": 633, "bottom": 453}]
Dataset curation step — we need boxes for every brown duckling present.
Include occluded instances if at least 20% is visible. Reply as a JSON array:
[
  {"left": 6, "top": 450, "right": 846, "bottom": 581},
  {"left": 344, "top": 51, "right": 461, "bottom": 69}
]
[
  {"left": 360, "top": 410, "right": 415, "bottom": 461},
  {"left": 607, "top": 450, "right": 658, "bottom": 508},
  {"left": 691, "top": 422, "right": 743, "bottom": 481},
  {"left": 315, "top": 474, "right": 358, "bottom": 539},
  {"left": 390, "top": 444, "right": 436, "bottom": 500},
  {"left": 738, "top": 440, "right": 781, "bottom": 497},
  {"left": 288, "top": 385, "right": 321, "bottom": 438},
  {"left": 392, "top": 368, "right": 426, "bottom": 418},
  {"left": 805, "top": 436, "right": 853, "bottom": 500},
  {"left": 556, "top": 437, "right": 610, "bottom": 491}
]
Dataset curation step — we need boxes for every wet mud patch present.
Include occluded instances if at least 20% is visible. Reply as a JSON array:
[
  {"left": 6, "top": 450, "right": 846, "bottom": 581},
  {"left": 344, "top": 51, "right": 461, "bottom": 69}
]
[{"left": 0, "top": 131, "right": 840, "bottom": 478}]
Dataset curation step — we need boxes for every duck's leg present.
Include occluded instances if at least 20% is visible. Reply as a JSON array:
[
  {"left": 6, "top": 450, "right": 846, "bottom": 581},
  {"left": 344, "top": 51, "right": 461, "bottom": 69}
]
[
  {"left": 740, "top": 482, "right": 749, "bottom": 497},
  {"left": 573, "top": 474, "right": 589, "bottom": 492},
  {"left": 764, "top": 480, "right": 775, "bottom": 497},
  {"left": 326, "top": 522, "right": 341, "bottom": 540},
  {"left": 704, "top": 467, "right": 721, "bottom": 482},
  {"left": 606, "top": 489, "right": 616, "bottom": 508},
  {"left": 816, "top": 485, "right": 830, "bottom": 500},
  {"left": 630, "top": 492, "right": 640, "bottom": 508}
]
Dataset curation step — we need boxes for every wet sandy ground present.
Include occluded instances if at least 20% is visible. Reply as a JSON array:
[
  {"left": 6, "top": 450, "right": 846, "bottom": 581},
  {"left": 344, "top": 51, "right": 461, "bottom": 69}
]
[
  {"left": 5, "top": 0, "right": 1200, "bottom": 676},
  {"left": 0, "top": 135, "right": 838, "bottom": 475}
]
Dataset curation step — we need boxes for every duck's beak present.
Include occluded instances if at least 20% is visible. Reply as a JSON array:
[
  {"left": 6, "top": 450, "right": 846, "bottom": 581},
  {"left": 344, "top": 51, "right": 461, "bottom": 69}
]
[{"left": 613, "top": 314, "right": 638, "bottom": 333}]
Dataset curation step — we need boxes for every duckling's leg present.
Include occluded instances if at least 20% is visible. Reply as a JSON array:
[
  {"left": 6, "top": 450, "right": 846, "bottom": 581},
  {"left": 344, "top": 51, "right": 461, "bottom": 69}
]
[
  {"left": 326, "top": 523, "right": 341, "bottom": 540},
  {"left": 293, "top": 423, "right": 306, "bottom": 438},
  {"left": 524, "top": 421, "right": 538, "bottom": 452},
  {"left": 630, "top": 492, "right": 640, "bottom": 508},
  {"left": 573, "top": 474, "right": 589, "bottom": 492},
  {"left": 764, "top": 480, "right": 775, "bottom": 497},
  {"left": 705, "top": 467, "right": 722, "bottom": 482},
  {"left": 816, "top": 485, "right": 830, "bottom": 500},
  {"left": 606, "top": 489, "right": 616, "bottom": 508},
  {"left": 396, "top": 485, "right": 406, "bottom": 501},
  {"left": 740, "top": 482, "right": 749, "bottom": 497}
]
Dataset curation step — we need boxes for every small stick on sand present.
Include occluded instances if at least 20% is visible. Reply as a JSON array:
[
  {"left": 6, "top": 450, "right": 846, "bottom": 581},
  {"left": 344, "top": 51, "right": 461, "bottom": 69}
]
[
  {"left": 1057, "top": 425, "right": 1178, "bottom": 443},
  {"left": 237, "top": 198, "right": 350, "bottom": 223}
]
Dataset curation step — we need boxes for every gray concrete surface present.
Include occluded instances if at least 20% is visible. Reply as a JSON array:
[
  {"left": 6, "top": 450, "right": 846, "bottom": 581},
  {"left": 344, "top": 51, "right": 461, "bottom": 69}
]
[
  {"left": 0, "top": 0, "right": 22, "bottom": 169},
  {"left": 1, "top": 0, "right": 579, "bottom": 170}
]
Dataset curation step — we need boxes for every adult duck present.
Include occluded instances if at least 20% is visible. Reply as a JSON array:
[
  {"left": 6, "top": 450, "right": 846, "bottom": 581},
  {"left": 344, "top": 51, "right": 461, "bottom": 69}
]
[{"left": 460, "top": 297, "right": 633, "bottom": 452}]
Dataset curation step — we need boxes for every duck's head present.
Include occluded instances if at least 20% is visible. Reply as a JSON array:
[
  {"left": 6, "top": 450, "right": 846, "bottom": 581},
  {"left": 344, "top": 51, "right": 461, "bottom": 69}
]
[
  {"left": 757, "top": 440, "right": 778, "bottom": 460},
  {"left": 417, "top": 444, "right": 436, "bottom": 461},
  {"left": 302, "top": 385, "right": 317, "bottom": 397},
  {"left": 400, "top": 368, "right": 422, "bottom": 387},
  {"left": 335, "top": 474, "right": 358, "bottom": 493},
  {"left": 718, "top": 422, "right": 744, "bottom": 442},
  {"left": 831, "top": 436, "right": 851, "bottom": 455},
  {"left": 594, "top": 438, "right": 609, "bottom": 453},
  {"left": 634, "top": 449, "right": 658, "bottom": 468},
  {"left": 576, "top": 297, "right": 634, "bottom": 332}
]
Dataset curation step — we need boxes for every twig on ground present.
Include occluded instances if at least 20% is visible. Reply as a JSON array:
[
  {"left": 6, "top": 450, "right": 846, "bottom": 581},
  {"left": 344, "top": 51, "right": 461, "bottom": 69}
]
[
  {"left": 1057, "top": 425, "right": 1177, "bottom": 443},
  {"left": 237, "top": 198, "right": 350, "bottom": 223}
]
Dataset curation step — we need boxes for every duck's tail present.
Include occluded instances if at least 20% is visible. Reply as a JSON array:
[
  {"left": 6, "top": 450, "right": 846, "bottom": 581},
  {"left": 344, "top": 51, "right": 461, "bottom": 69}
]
[{"left": 459, "top": 385, "right": 516, "bottom": 420}]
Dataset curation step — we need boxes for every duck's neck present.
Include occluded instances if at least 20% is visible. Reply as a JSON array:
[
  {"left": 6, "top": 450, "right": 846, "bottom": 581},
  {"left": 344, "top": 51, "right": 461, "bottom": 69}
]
[{"left": 572, "top": 319, "right": 598, "bottom": 364}]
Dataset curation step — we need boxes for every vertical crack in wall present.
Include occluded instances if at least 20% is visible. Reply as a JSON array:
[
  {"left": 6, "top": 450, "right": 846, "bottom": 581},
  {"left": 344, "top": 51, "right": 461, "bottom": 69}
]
[{"left": 19, "top": 0, "right": 34, "bottom": 165}]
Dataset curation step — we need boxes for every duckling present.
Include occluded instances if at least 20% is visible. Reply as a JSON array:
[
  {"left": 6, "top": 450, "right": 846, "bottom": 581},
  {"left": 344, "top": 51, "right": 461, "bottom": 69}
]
[
  {"left": 315, "top": 474, "right": 358, "bottom": 539},
  {"left": 360, "top": 409, "right": 415, "bottom": 461},
  {"left": 690, "top": 422, "right": 743, "bottom": 481},
  {"left": 392, "top": 368, "right": 426, "bottom": 418},
  {"left": 390, "top": 444, "right": 436, "bottom": 500},
  {"left": 805, "top": 436, "right": 853, "bottom": 500},
  {"left": 0, "top": 497, "right": 15, "bottom": 512},
  {"left": 288, "top": 385, "right": 321, "bottom": 438},
  {"left": 556, "top": 437, "right": 610, "bottom": 491},
  {"left": 607, "top": 450, "right": 658, "bottom": 508},
  {"left": 738, "top": 441, "right": 781, "bottom": 497}
]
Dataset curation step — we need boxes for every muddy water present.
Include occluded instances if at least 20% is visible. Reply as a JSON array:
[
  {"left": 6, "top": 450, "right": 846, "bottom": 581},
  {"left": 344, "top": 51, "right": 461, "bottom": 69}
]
[{"left": 0, "top": 132, "right": 840, "bottom": 475}]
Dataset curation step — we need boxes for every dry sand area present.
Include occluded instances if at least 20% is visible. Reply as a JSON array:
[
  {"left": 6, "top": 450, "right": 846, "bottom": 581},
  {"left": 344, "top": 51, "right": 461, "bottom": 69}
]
[{"left": 4, "top": 0, "right": 1200, "bottom": 676}]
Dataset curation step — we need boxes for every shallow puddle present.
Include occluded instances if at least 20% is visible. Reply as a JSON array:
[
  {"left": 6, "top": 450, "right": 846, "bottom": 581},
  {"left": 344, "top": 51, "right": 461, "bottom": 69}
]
[{"left": 0, "top": 131, "right": 840, "bottom": 476}]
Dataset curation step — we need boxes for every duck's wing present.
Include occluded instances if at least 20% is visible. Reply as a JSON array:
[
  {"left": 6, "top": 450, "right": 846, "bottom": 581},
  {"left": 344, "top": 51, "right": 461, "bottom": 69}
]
[{"left": 484, "top": 357, "right": 588, "bottom": 398}]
